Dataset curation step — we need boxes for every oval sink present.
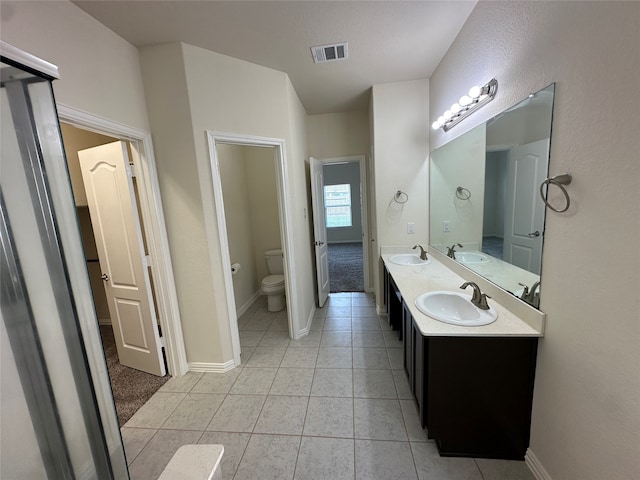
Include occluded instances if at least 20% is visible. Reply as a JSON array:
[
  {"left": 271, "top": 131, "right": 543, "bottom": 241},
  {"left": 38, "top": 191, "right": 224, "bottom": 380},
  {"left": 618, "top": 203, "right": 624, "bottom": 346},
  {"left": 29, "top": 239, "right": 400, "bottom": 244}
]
[
  {"left": 414, "top": 291, "right": 497, "bottom": 326},
  {"left": 389, "top": 254, "right": 431, "bottom": 266},
  {"left": 455, "top": 251, "right": 490, "bottom": 264}
]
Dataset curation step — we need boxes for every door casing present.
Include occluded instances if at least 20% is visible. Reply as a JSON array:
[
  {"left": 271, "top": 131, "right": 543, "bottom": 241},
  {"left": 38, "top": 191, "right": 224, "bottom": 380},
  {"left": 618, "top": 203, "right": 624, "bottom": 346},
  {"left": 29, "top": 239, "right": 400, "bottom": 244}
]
[
  {"left": 207, "top": 131, "right": 299, "bottom": 367},
  {"left": 312, "top": 155, "right": 371, "bottom": 294},
  {"left": 58, "top": 104, "right": 188, "bottom": 376}
]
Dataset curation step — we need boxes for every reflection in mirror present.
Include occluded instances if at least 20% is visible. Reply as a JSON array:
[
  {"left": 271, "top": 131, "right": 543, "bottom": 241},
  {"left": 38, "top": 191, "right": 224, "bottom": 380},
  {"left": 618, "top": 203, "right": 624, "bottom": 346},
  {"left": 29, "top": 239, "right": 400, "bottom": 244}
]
[{"left": 429, "top": 84, "right": 555, "bottom": 309}]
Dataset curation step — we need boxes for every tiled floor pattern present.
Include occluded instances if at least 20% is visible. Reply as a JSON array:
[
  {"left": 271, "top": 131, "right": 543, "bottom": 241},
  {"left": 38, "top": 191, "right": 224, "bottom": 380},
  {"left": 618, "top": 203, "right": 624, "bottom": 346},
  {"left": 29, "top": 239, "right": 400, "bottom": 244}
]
[{"left": 122, "top": 293, "right": 535, "bottom": 480}]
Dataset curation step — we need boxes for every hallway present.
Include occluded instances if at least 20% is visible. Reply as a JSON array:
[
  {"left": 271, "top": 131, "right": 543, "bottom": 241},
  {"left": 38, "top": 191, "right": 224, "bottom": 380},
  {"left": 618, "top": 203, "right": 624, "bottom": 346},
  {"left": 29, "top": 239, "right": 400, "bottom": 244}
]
[{"left": 121, "top": 294, "right": 533, "bottom": 480}]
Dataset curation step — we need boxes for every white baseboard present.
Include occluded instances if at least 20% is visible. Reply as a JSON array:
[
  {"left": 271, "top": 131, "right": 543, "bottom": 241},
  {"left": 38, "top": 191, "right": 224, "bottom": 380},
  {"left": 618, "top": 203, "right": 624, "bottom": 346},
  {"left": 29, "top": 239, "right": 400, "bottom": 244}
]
[
  {"left": 376, "top": 305, "right": 387, "bottom": 315},
  {"left": 526, "top": 449, "right": 553, "bottom": 480},
  {"left": 294, "top": 304, "right": 316, "bottom": 339},
  {"left": 98, "top": 318, "right": 111, "bottom": 326},
  {"left": 236, "top": 290, "right": 261, "bottom": 318},
  {"left": 188, "top": 360, "right": 236, "bottom": 373}
]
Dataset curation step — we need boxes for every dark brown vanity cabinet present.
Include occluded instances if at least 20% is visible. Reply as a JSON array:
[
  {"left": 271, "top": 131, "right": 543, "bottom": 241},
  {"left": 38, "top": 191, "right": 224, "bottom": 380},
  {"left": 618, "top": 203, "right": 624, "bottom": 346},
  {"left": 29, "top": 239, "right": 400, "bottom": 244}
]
[
  {"left": 384, "top": 265, "right": 403, "bottom": 338},
  {"left": 385, "top": 265, "right": 538, "bottom": 460},
  {"left": 425, "top": 336, "right": 538, "bottom": 459},
  {"left": 402, "top": 300, "right": 425, "bottom": 425}
]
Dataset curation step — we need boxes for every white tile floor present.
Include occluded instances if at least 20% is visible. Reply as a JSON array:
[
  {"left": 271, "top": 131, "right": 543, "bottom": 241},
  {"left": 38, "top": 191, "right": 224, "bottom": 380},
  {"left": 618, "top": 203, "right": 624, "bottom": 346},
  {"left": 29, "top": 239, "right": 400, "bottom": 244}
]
[{"left": 121, "top": 293, "right": 535, "bottom": 480}]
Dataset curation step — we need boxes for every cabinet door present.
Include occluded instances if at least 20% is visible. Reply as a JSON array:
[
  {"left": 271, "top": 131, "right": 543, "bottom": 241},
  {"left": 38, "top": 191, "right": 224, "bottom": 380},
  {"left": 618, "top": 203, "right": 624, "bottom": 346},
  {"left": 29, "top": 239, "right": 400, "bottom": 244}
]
[
  {"left": 426, "top": 337, "right": 538, "bottom": 459},
  {"left": 383, "top": 265, "right": 389, "bottom": 311},
  {"left": 388, "top": 277, "right": 402, "bottom": 335},
  {"left": 413, "top": 323, "right": 425, "bottom": 427},
  {"left": 402, "top": 300, "right": 413, "bottom": 387}
]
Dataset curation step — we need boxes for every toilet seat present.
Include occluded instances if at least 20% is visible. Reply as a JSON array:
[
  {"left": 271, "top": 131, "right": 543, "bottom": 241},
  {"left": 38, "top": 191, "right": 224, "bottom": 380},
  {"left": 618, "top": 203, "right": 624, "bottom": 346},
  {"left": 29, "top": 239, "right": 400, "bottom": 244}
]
[{"left": 262, "top": 274, "right": 284, "bottom": 288}]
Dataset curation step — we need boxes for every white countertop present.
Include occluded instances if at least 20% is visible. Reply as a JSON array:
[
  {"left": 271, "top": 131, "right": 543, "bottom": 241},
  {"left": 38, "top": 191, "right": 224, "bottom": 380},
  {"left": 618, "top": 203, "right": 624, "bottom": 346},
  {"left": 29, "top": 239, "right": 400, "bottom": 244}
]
[{"left": 382, "top": 251, "right": 543, "bottom": 337}]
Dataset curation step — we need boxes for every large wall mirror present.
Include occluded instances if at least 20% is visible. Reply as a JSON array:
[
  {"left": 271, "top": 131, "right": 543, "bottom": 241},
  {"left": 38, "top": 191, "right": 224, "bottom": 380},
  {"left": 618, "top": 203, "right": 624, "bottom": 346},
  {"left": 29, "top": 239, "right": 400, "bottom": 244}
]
[{"left": 429, "top": 83, "right": 555, "bottom": 309}]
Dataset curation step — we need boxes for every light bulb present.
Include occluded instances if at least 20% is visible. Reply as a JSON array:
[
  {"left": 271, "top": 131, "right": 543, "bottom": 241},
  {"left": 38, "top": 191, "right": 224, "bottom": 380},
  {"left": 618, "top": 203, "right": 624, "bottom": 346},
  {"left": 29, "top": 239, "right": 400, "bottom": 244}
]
[
  {"left": 437, "top": 116, "right": 446, "bottom": 125},
  {"left": 469, "top": 85, "right": 482, "bottom": 98},
  {"left": 451, "top": 103, "right": 461, "bottom": 114},
  {"left": 459, "top": 95, "right": 472, "bottom": 107},
  {"left": 432, "top": 121, "right": 441, "bottom": 130},
  {"left": 443, "top": 110, "right": 453, "bottom": 120}
]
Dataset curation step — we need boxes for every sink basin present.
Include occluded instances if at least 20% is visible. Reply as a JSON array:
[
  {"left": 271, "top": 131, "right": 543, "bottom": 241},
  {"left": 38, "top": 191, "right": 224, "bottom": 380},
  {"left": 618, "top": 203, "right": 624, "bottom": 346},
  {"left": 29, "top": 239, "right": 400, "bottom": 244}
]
[
  {"left": 389, "top": 254, "right": 431, "bottom": 266},
  {"left": 414, "top": 291, "right": 497, "bottom": 326},
  {"left": 454, "top": 252, "right": 490, "bottom": 264}
]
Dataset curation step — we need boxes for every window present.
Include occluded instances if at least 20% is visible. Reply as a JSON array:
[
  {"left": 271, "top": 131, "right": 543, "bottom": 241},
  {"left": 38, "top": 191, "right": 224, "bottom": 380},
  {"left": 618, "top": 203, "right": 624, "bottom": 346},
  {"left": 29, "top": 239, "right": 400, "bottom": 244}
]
[{"left": 323, "top": 184, "right": 352, "bottom": 228}]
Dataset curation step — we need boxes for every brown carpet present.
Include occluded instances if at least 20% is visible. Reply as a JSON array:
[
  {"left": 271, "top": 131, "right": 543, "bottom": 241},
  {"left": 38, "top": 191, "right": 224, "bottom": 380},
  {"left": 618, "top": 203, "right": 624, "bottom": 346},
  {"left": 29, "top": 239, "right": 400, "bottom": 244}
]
[{"left": 100, "top": 325, "right": 170, "bottom": 426}]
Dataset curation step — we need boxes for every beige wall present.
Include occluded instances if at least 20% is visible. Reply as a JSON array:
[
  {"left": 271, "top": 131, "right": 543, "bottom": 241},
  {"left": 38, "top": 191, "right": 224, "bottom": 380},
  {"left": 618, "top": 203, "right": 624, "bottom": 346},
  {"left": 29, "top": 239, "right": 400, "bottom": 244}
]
[
  {"left": 1, "top": 1, "right": 314, "bottom": 367},
  {"left": 58, "top": 124, "right": 116, "bottom": 322},
  {"left": 371, "top": 79, "right": 430, "bottom": 303},
  {"left": 217, "top": 144, "right": 281, "bottom": 313},
  {"left": 140, "top": 42, "right": 314, "bottom": 366},
  {"left": 429, "top": 124, "right": 485, "bottom": 251},
  {"left": 307, "top": 111, "right": 370, "bottom": 159},
  {"left": 285, "top": 79, "right": 315, "bottom": 326},
  {"left": 138, "top": 43, "right": 212, "bottom": 363},
  {"left": 1, "top": 1, "right": 150, "bottom": 131},
  {"left": 217, "top": 144, "right": 260, "bottom": 313},
  {"left": 60, "top": 123, "right": 116, "bottom": 207},
  {"left": 244, "top": 147, "right": 281, "bottom": 283},
  {"left": 430, "top": 2, "right": 640, "bottom": 479}
]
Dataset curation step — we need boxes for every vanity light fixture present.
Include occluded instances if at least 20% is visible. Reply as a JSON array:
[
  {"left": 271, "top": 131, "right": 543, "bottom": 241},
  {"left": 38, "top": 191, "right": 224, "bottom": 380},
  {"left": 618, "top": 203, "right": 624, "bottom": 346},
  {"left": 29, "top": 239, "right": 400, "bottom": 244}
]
[{"left": 432, "top": 78, "right": 498, "bottom": 132}]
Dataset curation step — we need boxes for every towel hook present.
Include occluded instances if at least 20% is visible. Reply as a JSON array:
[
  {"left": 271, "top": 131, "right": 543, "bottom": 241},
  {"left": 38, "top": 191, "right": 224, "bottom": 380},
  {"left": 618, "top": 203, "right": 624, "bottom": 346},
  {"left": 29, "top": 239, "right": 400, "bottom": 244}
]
[
  {"left": 393, "top": 190, "right": 408, "bottom": 204},
  {"left": 455, "top": 186, "right": 471, "bottom": 200},
  {"left": 540, "top": 174, "right": 572, "bottom": 213}
]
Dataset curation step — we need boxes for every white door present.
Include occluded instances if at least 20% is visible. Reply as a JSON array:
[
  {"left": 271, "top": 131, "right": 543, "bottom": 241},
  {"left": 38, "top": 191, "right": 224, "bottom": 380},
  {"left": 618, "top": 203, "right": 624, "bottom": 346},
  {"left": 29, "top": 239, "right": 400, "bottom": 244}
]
[
  {"left": 503, "top": 139, "right": 549, "bottom": 274},
  {"left": 310, "top": 157, "right": 330, "bottom": 307},
  {"left": 79, "top": 141, "right": 165, "bottom": 376}
]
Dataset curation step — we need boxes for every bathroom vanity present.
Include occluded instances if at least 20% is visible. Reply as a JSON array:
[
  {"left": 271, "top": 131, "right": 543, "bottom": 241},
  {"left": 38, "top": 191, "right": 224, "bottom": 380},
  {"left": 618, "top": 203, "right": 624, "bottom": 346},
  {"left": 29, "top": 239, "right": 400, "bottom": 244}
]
[{"left": 382, "top": 253, "right": 542, "bottom": 460}]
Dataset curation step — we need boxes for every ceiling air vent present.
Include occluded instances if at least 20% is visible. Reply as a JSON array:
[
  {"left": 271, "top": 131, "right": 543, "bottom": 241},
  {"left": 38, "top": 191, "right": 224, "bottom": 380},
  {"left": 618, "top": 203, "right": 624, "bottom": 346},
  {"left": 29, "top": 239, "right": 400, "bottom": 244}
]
[{"left": 311, "top": 42, "right": 348, "bottom": 64}]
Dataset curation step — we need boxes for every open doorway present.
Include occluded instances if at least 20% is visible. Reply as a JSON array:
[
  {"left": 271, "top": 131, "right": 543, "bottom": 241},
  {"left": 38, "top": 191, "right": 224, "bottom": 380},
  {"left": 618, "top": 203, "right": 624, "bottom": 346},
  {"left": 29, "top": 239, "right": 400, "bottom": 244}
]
[
  {"left": 310, "top": 155, "right": 369, "bottom": 299},
  {"left": 323, "top": 161, "right": 365, "bottom": 292},
  {"left": 216, "top": 144, "right": 289, "bottom": 354},
  {"left": 60, "top": 122, "right": 173, "bottom": 426},
  {"left": 207, "top": 131, "right": 301, "bottom": 364}
]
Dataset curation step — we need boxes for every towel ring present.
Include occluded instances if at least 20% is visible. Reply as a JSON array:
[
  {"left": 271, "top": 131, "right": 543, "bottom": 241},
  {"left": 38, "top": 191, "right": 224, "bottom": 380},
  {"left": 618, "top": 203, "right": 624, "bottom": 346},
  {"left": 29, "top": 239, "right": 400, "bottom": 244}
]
[
  {"left": 540, "top": 174, "right": 572, "bottom": 213},
  {"left": 393, "top": 190, "right": 408, "bottom": 204},
  {"left": 456, "top": 186, "right": 471, "bottom": 200}
]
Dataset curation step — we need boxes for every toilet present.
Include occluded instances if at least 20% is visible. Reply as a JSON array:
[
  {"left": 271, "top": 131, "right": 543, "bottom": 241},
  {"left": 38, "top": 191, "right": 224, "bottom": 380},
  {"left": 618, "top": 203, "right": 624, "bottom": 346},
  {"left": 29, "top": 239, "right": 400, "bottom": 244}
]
[{"left": 261, "top": 249, "right": 286, "bottom": 312}]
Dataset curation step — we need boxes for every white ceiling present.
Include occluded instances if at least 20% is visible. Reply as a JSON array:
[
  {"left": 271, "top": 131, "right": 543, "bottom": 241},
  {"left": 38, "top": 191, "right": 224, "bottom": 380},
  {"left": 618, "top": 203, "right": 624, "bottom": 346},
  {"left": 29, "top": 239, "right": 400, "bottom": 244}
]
[{"left": 73, "top": 1, "right": 476, "bottom": 115}]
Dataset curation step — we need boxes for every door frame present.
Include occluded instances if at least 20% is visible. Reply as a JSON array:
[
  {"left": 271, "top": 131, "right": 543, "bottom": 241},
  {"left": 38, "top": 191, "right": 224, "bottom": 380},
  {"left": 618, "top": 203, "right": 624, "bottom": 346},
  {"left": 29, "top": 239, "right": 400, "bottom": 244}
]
[
  {"left": 57, "top": 104, "right": 188, "bottom": 376},
  {"left": 315, "top": 155, "right": 371, "bottom": 292},
  {"left": 206, "top": 131, "right": 299, "bottom": 366}
]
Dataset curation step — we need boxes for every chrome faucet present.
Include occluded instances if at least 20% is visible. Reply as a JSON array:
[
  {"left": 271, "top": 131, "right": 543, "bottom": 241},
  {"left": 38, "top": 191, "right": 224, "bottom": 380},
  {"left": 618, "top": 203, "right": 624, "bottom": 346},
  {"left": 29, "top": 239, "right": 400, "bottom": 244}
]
[
  {"left": 447, "top": 243, "right": 463, "bottom": 258},
  {"left": 460, "top": 281, "right": 491, "bottom": 310},
  {"left": 412, "top": 245, "right": 428, "bottom": 260}
]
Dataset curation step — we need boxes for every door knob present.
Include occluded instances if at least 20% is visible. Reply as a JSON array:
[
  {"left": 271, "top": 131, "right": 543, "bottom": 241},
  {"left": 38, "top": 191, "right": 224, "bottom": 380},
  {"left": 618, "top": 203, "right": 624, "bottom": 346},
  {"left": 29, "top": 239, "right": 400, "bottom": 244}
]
[
  {"left": 314, "top": 241, "right": 325, "bottom": 246},
  {"left": 527, "top": 231, "right": 541, "bottom": 238},
  {"left": 101, "top": 273, "right": 109, "bottom": 281}
]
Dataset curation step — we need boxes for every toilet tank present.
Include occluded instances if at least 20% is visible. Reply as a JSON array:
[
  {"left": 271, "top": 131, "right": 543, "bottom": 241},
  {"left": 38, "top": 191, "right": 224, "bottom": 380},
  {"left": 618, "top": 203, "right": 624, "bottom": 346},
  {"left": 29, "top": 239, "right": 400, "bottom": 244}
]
[{"left": 264, "top": 249, "right": 284, "bottom": 274}]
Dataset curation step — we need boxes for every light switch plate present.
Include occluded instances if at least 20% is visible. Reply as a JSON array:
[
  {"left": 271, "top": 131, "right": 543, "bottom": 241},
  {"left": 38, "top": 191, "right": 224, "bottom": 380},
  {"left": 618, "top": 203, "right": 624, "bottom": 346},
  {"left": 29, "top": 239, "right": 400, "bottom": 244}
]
[{"left": 407, "top": 222, "right": 415, "bottom": 234}]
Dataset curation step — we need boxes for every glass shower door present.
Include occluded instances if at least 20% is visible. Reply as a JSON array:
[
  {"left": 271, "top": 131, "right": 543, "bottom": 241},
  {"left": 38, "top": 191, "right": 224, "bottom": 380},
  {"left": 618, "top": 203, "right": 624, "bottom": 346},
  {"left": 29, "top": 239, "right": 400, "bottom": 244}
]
[{"left": 1, "top": 53, "right": 127, "bottom": 479}]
